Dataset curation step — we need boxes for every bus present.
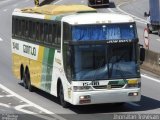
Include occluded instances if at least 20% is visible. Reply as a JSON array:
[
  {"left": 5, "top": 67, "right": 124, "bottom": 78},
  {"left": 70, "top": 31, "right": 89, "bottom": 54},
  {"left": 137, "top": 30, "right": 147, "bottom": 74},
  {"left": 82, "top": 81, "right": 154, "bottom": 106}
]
[{"left": 12, "top": 5, "right": 145, "bottom": 108}]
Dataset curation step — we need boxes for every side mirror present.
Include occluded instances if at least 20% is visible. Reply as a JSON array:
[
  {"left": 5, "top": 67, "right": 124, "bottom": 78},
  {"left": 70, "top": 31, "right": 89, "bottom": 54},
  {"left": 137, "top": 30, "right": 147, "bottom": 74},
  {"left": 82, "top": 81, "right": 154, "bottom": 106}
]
[
  {"left": 144, "top": 12, "right": 150, "bottom": 17},
  {"left": 140, "top": 47, "right": 145, "bottom": 63}
]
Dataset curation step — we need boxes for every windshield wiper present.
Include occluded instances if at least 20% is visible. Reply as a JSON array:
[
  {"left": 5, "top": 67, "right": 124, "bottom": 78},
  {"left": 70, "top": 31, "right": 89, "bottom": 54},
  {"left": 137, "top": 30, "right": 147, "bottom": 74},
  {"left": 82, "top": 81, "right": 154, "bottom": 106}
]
[
  {"left": 92, "top": 58, "right": 105, "bottom": 81},
  {"left": 108, "top": 51, "right": 127, "bottom": 78}
]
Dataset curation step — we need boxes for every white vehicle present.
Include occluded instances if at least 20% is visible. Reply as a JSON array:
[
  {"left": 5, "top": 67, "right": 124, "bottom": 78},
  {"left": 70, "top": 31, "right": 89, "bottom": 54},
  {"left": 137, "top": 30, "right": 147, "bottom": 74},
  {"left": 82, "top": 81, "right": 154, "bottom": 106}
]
[{"left": 11, "top": 5, "right": 145, "bottom": 108}]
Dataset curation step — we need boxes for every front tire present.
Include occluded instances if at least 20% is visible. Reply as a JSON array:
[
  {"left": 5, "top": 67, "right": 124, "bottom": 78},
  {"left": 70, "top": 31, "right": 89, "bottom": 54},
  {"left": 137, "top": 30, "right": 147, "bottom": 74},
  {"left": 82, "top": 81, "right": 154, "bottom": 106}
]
[{"left": 59, "top": 83, "right": 68, "bottom": 108}]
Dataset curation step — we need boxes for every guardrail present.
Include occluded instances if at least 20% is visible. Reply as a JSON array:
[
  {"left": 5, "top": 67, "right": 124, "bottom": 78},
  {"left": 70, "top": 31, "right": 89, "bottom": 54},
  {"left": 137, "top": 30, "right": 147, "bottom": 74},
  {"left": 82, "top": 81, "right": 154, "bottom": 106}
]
[{"left": 141, "top": 49, "right": 160, "bottom": 76}]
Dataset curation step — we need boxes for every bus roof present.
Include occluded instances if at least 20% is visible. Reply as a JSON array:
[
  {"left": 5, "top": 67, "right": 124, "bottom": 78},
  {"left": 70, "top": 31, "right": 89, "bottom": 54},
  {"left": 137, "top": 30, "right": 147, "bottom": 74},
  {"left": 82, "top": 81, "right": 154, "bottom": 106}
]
[
  {"left": 61, "top": 13, "right": 134, "bottom": 25},
  {"left": 20, "top": 4, "right": 96, "bottom": 15},
  {"left": 13, "top": 5, "right": 134, "bottom": 24}
]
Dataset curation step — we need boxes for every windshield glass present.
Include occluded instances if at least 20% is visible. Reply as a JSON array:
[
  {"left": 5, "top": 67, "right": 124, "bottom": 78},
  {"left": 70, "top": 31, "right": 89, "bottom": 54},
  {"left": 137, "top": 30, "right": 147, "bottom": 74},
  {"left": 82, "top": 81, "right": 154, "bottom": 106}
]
[
  {"left": 72, "top": 23, "right": 137, "bottom": 41},
  {"left": 72, "top": 43, "right": 138, "bottom": 81}
]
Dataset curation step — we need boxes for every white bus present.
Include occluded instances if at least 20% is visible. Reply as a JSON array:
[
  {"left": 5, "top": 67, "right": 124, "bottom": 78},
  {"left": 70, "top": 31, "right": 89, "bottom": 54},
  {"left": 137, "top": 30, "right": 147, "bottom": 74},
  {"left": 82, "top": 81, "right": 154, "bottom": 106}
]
[{"left": 12, "top": 5, "right": 145, "bottom": 107}]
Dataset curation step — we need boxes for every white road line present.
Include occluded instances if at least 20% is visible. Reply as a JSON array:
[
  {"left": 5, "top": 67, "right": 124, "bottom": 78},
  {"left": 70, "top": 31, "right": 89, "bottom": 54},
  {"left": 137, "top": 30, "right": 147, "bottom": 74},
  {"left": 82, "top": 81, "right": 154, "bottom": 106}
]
[
  {"left": 0, "top": 95, "right": 14, "bottom": 98},
  {"left": 117, "top": 3, "right": 147, "bottom": 24},
  {"left": 15, "top": 104, "right": 36, "bottom": 114},
  {"left": 141, "top": 74, "right": 160, "bottom": 83},
  {"left": 108, "top": 2, "right": 148, "bottom": 24},
  {"left": 107, "top": 8, "right": 116, "bottom": 13},
  {"left": 0, "top": 103, "right": 10, "bottom": 108},
  {"left": 15, "top": 104, "right": 60, "bottom": 120},
  {"left": 0, "top": 0, "right": 12, "bottom": 4},
  {"left": 156, "top": 39, "right": 160, "bottom": 42},
  {"left": 13, "top": 4, "right": 18, "bottom": 7},
  {"left": 3, "top": 9, "right": 8, "bottom": 12},
  {"left": 81, "top": 1, "right": 84, "bottom": 3},
  {"left": 25, "top": 0, "right": 29, "bottom": 3},
  {"left": 0, "top": 38, "right": 3, "bottom": 41},
  {"left": 0, "top": 84, "right": 66, "bottom": 120},
  {"left": 53, "top": 0, "right": 63, "bottom": 4},
  {"left": 6, "top": 94, "right": 14, "bottom": 97}
]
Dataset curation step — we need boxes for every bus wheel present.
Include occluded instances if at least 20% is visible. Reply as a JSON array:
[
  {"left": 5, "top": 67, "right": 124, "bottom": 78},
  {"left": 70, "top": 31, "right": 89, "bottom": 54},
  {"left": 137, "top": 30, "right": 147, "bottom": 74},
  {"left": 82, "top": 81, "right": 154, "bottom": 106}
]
[
  {"left": 23, "top": 74, "right": 28, "bottom": 89},
  {"left": 59, "top": 83, "right": 68, "bottom": 108},
  {"left": 25, "top": 70, "right": 33, "bottom": 92}
]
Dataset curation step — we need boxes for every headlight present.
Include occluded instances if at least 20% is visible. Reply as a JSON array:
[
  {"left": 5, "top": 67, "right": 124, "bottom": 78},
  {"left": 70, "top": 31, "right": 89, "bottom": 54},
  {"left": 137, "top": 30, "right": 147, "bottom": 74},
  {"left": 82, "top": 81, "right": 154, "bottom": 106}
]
[
  {"left": 73, "top": 86, "right": 93, "bottom": 92},
  {"left": 127, "top": 80, "right": 141, "bottom": 88}
]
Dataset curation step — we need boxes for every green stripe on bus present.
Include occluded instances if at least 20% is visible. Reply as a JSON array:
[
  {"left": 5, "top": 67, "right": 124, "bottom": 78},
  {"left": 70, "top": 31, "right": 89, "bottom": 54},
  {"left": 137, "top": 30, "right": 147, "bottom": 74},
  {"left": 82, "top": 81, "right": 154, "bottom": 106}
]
[{"left": 41, "top": 47, "right": 55, "bottom": 93}]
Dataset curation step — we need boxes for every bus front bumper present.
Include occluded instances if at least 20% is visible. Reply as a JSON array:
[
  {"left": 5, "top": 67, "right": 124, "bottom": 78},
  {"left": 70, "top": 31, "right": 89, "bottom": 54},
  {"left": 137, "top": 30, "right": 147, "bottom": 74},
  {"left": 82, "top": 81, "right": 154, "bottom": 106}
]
[{"left": 71, "top": 88, "right": 141, "bottom": 105}]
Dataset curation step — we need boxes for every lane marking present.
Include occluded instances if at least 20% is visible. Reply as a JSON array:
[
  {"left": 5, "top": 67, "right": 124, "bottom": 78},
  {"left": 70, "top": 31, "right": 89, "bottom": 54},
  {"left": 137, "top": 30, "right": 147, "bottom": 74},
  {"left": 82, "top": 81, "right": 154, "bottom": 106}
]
[
  {"left": 0, "top": 84, "right": 66, "bottom": 120},
  {"left": 0, "top": 103, "right": 10, "bottom": 108},
  {"left": 15, "top": 104, "right": 36, "bottom": 114},
  {"left": 0, "top": 38, "right": 3, "bottom": 41},
  {"left": 117, "top": 3, "right": 147, "bottom": 24},
  {"left": 12, "top": 4, "right": 18, "bottom": 7},
  {"left": 81, "top": 1, "right": 84, "bottom": 3},
  {"left": 25, "top": 0, "right": 29, "bottom": 3},
  {"left": 0, "top": 95, "right": 14, "bottom": 98},
  {"left": 141, "top": 74, "right": 160, "bottom": 83},
  {"left": 3, "top": 9, "right": 8, "bottom": 12},
  {"left": 15, "top": 104, "right": 59, "bottom": 120},
  {"left": 156, "top": 39, "right": 160, "bottom": 42},
  {"left": 107, "top": 8, "right": 116, "bottom": 13},
  {"left": 0, "top": 0, "right": 12, "bottom": 4},
  {"left": 53, "top": 0, "right": 63, "bottom": 4},
  {"left": 108, "top": 1, "right": 148, "bottom": 24}
]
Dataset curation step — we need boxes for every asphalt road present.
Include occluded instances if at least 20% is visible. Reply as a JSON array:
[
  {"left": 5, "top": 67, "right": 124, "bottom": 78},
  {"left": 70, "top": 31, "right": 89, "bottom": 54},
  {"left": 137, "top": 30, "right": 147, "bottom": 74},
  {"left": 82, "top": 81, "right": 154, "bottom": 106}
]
[{"left": 0, "top": 0, "right": 160, "bottom": 120}]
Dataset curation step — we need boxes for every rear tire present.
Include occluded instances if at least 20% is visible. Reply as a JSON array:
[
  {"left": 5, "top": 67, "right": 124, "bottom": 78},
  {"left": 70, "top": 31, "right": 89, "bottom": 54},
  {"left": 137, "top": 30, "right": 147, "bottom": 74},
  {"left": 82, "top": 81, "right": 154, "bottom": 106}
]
[
  {"left": 25, "top": 69, "right": 33, "bottom": 92},
  {"left": 59, "top": 83, "right": 68, "bottom": 108},
  {"left": 23, "top": 74, "right": 28, "bottom": 89}
]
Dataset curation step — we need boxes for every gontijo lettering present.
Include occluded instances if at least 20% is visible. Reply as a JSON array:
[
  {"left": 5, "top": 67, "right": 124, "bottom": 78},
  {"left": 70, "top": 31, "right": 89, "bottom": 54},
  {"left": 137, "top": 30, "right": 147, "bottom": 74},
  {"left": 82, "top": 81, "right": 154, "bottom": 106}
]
[{"left": 23, "top": 45, "right": 36, "bottom": 56}]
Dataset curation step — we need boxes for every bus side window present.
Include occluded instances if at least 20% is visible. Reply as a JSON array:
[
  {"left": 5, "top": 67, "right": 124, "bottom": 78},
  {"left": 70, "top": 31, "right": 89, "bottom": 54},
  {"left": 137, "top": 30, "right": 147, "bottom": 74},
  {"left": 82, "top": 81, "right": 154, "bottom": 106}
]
[
  {"left": 32, "top": 22, "right": 36, "bottom": 40},
  {"left": 21, "top": 20, "right": 25, "bottom": 38},
  {"left": 44, "top": 23, "right": 49, "bottom": 44},
  {"left": 25, "top": 20, "right": 29, "bottom": 38},
  {"left": 12, "top": 17, "right": 15, "bottom": 37},
  {"left": 36, "top": 22, "right": 40, "bottom": 42},
  {"left": 29, "top": 21, "right": 32, "bottom": 40},
  {"left": 52, "top": 24, "right": 56, "bottom": 45},
  {"left": 40, "top": 22, "right": 44, "bottom": 43},
  {"left": 56, "top": 23, "right": 61, "bottom": 45},
  {"left": 48, "top": 24, "right": 52, "bottom": 44},
  {"left": 18, "top": 19, "right": 22, "bottom": 37},
  {"left": 15, "top": 19, "right": 18, "bottom": 37}
]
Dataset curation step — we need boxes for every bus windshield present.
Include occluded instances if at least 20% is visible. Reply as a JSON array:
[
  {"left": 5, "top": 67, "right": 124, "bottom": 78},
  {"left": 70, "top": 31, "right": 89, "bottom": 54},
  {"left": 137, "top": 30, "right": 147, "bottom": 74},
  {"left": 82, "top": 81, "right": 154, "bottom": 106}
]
[
  {"left": 72, "top": 43, "right": 139, "bottom": 81},
  {"left": 72, "top": 23, "right": 137, "bottom": 41}
]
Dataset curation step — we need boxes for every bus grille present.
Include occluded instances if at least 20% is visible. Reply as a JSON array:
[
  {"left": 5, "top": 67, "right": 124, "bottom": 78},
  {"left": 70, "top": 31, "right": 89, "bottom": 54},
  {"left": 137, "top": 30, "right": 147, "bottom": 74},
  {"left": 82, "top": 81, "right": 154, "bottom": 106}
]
[{"left": 93, "top": 84, "right": 125, "bottom": 89}]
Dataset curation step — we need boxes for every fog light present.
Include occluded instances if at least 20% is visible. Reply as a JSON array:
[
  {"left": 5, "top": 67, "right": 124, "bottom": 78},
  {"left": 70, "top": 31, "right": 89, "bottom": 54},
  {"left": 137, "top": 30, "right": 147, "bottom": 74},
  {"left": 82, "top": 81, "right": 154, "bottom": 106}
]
[
  {"left": 79, "top": 95, "right": 91, "bottom": 104},
  {"left": 128, "top": 92, "right": 138, "bottom": 96}
]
